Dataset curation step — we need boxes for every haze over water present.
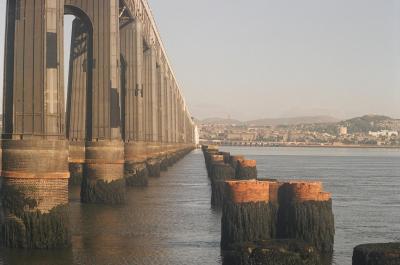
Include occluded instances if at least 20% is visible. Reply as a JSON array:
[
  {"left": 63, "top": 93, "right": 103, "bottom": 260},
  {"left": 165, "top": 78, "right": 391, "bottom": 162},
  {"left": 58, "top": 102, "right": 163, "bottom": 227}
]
[
  {"left": 0, "top": 147, "right": 398, "bottom": 265},
  {"left": 1, "top": 1, "right": 400, "bottom": 119}
]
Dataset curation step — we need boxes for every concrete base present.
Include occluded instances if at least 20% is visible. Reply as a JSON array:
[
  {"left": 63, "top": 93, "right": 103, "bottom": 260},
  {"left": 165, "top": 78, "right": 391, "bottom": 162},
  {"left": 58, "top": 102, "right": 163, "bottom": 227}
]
[
  {"left": 0, "top": 140, "right": 70, "bottom": 248},
  {"left": 81, "top": 141, "right": 126, "bottom": 204}
]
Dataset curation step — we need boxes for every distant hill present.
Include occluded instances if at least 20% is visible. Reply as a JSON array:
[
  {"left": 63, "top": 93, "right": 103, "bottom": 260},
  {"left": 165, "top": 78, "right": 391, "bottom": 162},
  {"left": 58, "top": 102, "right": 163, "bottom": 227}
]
[
  {"left": 197, "top": 115, "right": 400, "bottom": 131},
  {"left": 339, "top": 115, "right": 396, "bottom": 133},
  {"left": 246, "top": 116, "right": 340, "bottom": 126},
  {"left": 199, "top": 115, "right": 339, "bottom": 126},
  {"left": 199, "top": 117, "right": 244, "bottom": 125}
]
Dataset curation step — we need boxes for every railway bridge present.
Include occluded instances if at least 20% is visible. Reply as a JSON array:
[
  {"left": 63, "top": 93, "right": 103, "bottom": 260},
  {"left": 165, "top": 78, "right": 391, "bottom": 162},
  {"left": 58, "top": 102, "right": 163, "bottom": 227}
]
[{"left": 1, "top": 0, "right": 196, "bottom": 248}]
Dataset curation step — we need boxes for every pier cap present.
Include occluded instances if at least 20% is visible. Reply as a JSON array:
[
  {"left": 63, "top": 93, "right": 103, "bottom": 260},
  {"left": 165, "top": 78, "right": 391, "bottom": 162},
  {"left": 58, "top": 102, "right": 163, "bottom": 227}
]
[
  {"left": 203, "top": 145, "right": 219, "bottom": 151},
  {"left": 229, "top": 155, "right": 245, "bottom": 166},
  {"left": 230, "top": 155, "right": 244, "bottom": 161},
  {"left": 211, "top": 155, "right": 224, "bottom": 163},
  {"left": 279, "top": 181, "right": 331, "bottom": 203},
  {"left": 224, "top": 180, "right": 269, "bottom": 203},
  {"left": 238, "top": 159, "right": 257, "bottom": 168},
  {"left": 259, "top": 179, "right": 282, "bottom": 204}
]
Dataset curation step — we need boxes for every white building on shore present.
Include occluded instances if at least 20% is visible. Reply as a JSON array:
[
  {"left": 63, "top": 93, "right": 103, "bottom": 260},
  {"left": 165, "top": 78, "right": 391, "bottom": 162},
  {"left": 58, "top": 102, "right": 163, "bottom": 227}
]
[{"left": 369, "top": 130, "right": 399, "bottom": 137}]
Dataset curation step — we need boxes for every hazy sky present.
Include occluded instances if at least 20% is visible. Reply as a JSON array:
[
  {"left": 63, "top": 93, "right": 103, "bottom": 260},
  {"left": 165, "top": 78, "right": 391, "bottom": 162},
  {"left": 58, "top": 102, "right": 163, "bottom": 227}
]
[{"left": 0, "top": 0, "right": 399, "bottom": 120}]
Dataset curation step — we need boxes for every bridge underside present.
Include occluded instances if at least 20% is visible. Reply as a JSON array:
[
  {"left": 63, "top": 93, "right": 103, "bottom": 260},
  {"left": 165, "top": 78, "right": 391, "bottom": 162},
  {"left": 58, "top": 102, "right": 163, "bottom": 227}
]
[{"left": 1, "top": 0, "right": 195, "bottom": 248}]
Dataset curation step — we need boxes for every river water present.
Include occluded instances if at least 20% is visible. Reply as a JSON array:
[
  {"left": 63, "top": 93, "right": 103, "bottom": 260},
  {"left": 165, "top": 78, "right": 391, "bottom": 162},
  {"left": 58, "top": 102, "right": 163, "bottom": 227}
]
[{"left": 0, "top": 147, "right": 399, "bottom": 265}]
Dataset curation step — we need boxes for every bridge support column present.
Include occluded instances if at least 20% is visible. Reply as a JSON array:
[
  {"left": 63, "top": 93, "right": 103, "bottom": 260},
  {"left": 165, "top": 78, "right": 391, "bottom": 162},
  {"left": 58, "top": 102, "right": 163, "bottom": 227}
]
[
  {"left": 1, "top": 0, "right": 70, "bottom": 248},
  {"left": 120, "top": 19, "right": 151, "bottom": 186},
  {"left": 63, "top": 0, "right": 126, "bottom": 204},
  {"left": 81, "top": 141, "right": 126, "bottom": 204}
]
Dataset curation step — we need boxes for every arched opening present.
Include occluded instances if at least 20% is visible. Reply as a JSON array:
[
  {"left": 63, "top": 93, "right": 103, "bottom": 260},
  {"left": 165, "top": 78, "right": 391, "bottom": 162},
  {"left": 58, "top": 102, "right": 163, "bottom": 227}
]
[{"left": 64, "top": 5, "right": 93, "bottom": 141}]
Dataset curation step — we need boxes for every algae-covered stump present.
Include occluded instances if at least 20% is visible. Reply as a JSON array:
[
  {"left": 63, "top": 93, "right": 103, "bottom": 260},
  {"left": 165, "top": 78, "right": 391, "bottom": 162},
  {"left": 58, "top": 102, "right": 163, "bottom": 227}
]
[
  {"left": 210, "top": 163, "right": 235, "bottom": 207},
  {"left": 220, "top": 179, "right": 335, "bottom": 254},
  {"left": 221, "top": 180, "right": 275, "bottom": 250},
  {"left": 277, "top": 182, "right": 334, "bottom": 253},
  {"left": 235, "top": 160, "right": 257, "bottom": 180},
  {"left": 218, "top": 151, "right": 231, "bottom": 164},
  {"left": 353, "top": 243, "right": 400, "bottom": 265},
  {"left": 160, "top": 155, "right": 169, "bottom": 171},
  {"left": 202, "top": 147, "right": 220, "bottom": 177},
  {"left": 229, "top": 155, "right": 245, "bottom": 170}
]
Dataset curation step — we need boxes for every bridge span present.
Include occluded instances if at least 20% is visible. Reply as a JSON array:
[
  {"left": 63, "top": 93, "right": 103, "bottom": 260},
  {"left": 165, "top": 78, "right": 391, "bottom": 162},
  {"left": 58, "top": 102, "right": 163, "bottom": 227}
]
[{"left": 1, "top": 0, "right": 196, "bottom": 248}]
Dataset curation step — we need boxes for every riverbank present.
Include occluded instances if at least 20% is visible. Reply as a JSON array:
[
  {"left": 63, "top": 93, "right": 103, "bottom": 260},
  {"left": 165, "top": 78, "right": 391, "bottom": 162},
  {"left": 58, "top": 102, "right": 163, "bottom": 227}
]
[{"left": 201, "top": 142, "right": 400, "bottom": 149}]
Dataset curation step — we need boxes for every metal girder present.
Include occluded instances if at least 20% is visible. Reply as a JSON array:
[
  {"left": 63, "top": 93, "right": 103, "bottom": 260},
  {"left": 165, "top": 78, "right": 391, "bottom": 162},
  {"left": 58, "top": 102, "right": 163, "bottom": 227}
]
[{"left": 119, "top": 0, "right": 134, "bottom": 29}]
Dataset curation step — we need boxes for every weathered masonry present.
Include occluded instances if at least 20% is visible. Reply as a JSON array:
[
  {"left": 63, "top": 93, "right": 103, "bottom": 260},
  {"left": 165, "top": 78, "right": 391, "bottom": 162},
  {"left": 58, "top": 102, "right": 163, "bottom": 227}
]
[{"left": 1, "top": 0, "right": 196, "bottom": 248}]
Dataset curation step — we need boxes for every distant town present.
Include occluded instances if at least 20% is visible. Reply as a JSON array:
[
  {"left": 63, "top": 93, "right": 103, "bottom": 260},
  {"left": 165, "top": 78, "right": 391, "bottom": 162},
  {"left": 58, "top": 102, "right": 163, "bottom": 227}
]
[{"left": 198, "top": 115, "right": 400, "bottom": 148}]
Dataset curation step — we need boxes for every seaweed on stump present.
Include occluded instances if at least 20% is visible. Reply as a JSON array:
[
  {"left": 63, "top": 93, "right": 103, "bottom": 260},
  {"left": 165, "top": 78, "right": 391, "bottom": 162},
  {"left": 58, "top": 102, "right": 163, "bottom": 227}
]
[
  {"left": 146, "top": 158, "right": 161, "bottom": 178},
  {"left": 202, "top": 145, "right": 219, "bottom": 158},
  {"left": 353, "top": 243, "right": 400, "bottom": 265},
  {"left": 203, "top": 149, "right": 220, "bottom": 176},
  {"left": 229, "top": 155, "right": 245, "bottom": 171},
  {"left": 68, "top": 163, "right": 83, "bottom": 186},
  {"left": 207, "top": 155, "right": 224, "bottom": 178},
  {"left": 164, "top": 154, "right": 173, "bottom": 168},
  {"left": 210, "top": 163, "right": 235, "bottom": 207},
  {"left": 277, "top": 182, "right": 334, "bottom": 253},
  {"left": 160, "top": 156, "right": 169, "bottom": 171},
  {"left": 221, "top": 180, "right": 274, "bottom": 250},
  {"left": 168, "top": 153, "right": 178, "bottom": 165},
  {"left": 260, "top": 179, "right": 281, "bottom": 238},
  {"left": 81, "top": 177, "right": 126, "bottom": 204},
  {"left": 1, "top": 183, "right": 70, "bottom": 249},
  {"left": 83, "top": 141, "right": 126, "bottom": 204},
  {"left": 235, "top": 160, "right": 257, "bottom": 180},
  {"left": 124, "top": 162, "right": 149, "bottom": 187}
]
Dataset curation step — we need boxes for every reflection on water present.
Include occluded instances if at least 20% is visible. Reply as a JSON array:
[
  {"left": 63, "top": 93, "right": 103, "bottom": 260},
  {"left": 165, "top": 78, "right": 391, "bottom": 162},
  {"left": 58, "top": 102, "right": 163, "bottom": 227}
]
[
  {"left": 1, "top": 150, "right": 221, "bottom": 265},
  {"left": 0, "top": 147, "right": 399, "bottom": 265}
]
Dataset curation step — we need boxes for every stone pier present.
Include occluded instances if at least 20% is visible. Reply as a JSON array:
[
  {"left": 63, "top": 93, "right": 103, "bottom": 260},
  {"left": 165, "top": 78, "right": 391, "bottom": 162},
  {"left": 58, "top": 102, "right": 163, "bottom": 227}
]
[
  {"left": 201, "top": 146, "right": 335, "bottom": 263},
  {"left": 220, "top": 179, "right": 334, "bottom": 263},
  {"left": 353, "top": 243, "right": 400, "bottom": 265},
  {"left": 1, "top": 0, "right": 197, "bottom": 248},
  {"left": 81, "top": 141, "right": 126, "bottom": 204},
  {"left": 1, "top": 140, "right": 70, "bottom": 248}
]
